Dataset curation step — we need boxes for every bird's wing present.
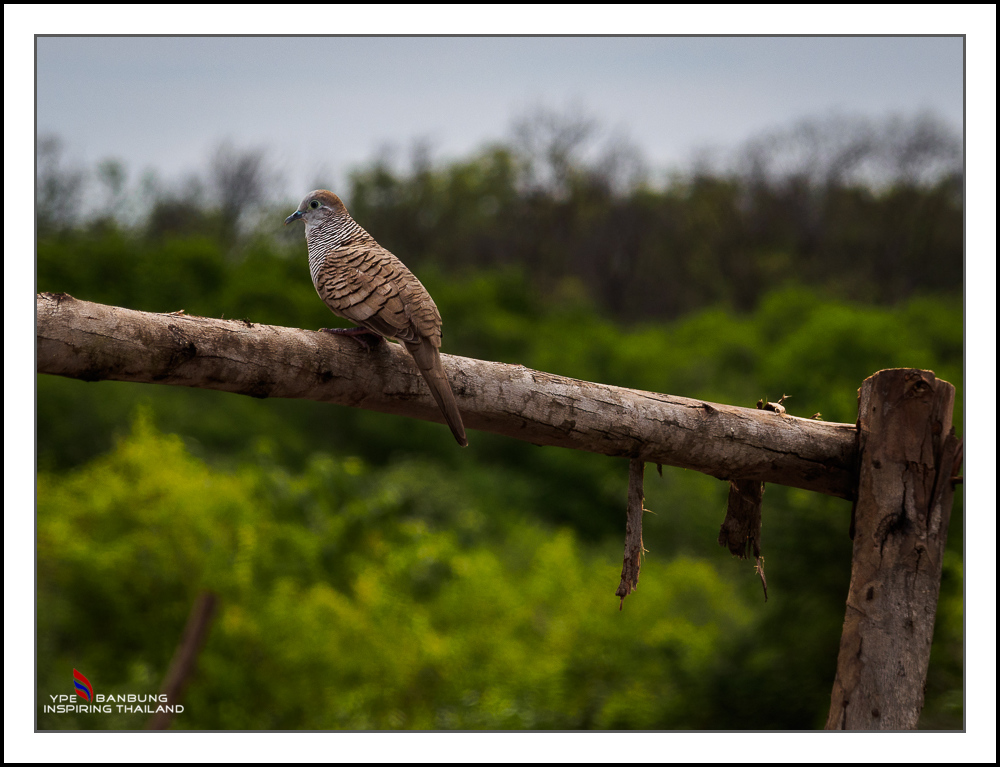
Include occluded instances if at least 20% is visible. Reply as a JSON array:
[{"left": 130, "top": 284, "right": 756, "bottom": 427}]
[{"left": 317, "top": 245, "right": 441, "bottom": 346}]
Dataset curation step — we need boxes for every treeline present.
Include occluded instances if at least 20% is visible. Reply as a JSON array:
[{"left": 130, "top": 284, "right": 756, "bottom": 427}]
[
  {"left": 37, "top": 111, "right": 962, "bottom": 321},
  {"left": 347, "top": 113, "right": 962, "bottom": 320}
]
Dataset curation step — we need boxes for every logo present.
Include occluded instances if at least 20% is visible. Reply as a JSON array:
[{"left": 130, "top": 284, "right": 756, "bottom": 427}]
[
  {"left": 43, "top": 668, "right": 183, "bottom": 718},
  {"left": 73, "top": 669, "right": 94, "bottom": 702}
]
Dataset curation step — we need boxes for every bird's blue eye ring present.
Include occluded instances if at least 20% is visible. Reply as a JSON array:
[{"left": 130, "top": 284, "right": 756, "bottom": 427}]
[{"left": 309, "top": 200, "right": 320, "bottom": 210}]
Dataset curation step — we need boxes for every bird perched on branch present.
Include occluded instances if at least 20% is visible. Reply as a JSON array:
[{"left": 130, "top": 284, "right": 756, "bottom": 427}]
[{"left": 284, "top": 189, "right": 468, "bottom": 447}]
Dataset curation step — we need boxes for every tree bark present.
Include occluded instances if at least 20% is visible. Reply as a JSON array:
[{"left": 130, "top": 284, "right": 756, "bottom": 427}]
[
  {"left": 37, "top": 292, "right": 858, "bottom": 498},
  {"left": 825, "top": 369, "right": 959, "bottom": 730}
]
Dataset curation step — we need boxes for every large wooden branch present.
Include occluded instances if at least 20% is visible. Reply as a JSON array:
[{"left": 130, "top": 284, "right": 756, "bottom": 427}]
[{"left": 36, "top": 293, "right": 858, "bottom": 499}]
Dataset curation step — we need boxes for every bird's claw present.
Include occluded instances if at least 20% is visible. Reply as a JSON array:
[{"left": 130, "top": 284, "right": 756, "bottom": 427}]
[{"left": 320, "top": 327, "right": 385, "bottom": 350}]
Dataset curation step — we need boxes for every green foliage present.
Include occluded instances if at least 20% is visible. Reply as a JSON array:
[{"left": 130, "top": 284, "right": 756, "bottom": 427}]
[{"left": 38, "top": 418, "right": 756, "bottom": 730}]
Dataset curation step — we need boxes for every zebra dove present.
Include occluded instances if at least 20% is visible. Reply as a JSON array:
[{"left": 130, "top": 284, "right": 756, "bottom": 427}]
[{"left": 284, "top": 190, "right": 468, "bottom": 447}]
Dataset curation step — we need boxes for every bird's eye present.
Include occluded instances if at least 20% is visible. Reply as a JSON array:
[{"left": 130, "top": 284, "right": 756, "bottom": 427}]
[{"left": 309, "top": 200, "right": 320, "bottom": 210}]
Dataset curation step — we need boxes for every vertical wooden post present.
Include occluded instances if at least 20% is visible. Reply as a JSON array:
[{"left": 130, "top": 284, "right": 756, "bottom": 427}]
[{"left": 826, "top": 369, "right": 960, "bottom": 730}]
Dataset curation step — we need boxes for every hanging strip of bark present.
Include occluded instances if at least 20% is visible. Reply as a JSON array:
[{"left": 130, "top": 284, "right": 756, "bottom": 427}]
[
  {"left": 146, "top": 591, "right": 218, "bottom": 730},
  {"left": 825, "top": 369, "right": 960, "bottom": 730},
  {"left": 718, "top": 479, "right": 768, "bottom": 601},
  {"left": 616, "top": 459, "right": 647, "bottom": 609}
]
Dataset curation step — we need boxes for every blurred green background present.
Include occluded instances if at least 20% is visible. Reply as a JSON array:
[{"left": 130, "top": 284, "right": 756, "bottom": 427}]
[{"left": 36, "top": 113, "right": 963, "bottom": 730}]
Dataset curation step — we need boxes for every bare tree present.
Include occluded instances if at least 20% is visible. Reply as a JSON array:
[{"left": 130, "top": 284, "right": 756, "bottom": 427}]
[
  {"left": 209, "top": 141, "right": 277, "bottom": 242},
  {"left": 36, "top": 135, "right": 85, "bottom": 231},
  {"left": 886, "top": 111, "right": 962, "bottom": 185},
  {"left": 511, "top": 105, "right": 598, "bottom": 197},
  {"left": 735, "top": 112, "right": 961, "bottom": 189},
  {"left": 94, "top": 158, "right": 129, "bottom": 223},
  {"left": 594, "top": 133, "right": 649, "bottom": 196}
]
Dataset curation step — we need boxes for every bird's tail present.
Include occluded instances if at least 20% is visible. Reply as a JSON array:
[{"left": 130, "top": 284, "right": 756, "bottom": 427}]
[{"left": 404, "top": 339, "right": 468, "bottom": 447}]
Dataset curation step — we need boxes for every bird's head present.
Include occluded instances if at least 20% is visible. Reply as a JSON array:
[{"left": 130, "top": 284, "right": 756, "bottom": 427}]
[{"left": 284, "top": 189, "right": 349, "bottom": 228}]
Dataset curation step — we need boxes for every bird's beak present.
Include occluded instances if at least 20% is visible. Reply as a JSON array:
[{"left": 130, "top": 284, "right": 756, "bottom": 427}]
[{"left": 284, "top": 210, "right": 304, "bottom": 225}]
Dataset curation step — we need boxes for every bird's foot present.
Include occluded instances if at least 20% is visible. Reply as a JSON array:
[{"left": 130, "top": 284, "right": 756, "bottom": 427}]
[{"left": 320, "top": 327, "right": 385, "bottom": 350}]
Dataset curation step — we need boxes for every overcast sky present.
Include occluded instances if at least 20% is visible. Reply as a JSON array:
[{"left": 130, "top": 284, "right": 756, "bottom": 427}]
[{"left": 36, "top": 35, "right": 964, "bottom": 198}]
